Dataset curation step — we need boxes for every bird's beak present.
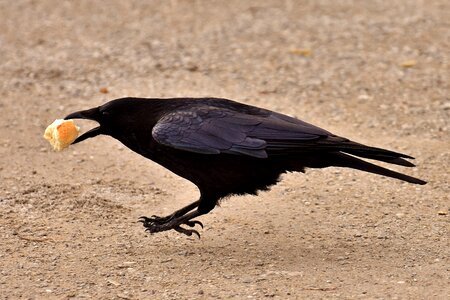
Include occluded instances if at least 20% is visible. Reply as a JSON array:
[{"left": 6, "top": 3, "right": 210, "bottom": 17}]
[{"left": 64, "top": 107, "right": 103, "bottom": 144}]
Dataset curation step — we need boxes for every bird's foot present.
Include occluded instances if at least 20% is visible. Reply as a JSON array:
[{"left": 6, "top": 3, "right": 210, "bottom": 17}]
[{"left": 138, "top": 215, "right": 203, "bottom": 238}]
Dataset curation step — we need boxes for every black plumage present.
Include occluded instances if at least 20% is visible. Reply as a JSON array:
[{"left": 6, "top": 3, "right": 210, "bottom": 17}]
[{"left": 65, "top": 97, "right": 426, "bottom": 237}]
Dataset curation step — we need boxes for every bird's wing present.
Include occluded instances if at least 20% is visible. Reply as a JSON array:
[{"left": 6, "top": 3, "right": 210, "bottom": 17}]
[{"left": 152, "top": 106, "right": 332, "bottom": 158}]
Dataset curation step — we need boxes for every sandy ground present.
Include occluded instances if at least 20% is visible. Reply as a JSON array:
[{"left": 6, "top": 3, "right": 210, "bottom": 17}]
[{"left": 0, "top": 1, "right": 449, "bottom": 299}]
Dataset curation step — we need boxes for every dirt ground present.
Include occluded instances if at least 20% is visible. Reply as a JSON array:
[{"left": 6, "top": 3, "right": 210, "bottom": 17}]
[{"left": 0, "top": 1, "right": 449, "bottom": 299}]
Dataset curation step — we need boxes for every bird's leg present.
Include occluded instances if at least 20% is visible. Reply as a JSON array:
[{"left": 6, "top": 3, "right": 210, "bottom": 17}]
[
  {"left": 140, "top": 209, "right": 205, "bottom": 238},
  {"left": 139, "top": 196, "right": 218, "bottom": 238}
]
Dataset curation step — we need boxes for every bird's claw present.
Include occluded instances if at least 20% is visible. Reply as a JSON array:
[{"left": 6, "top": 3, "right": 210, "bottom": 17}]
[{"left": 139, "top": 215, "right": 203, "bottom": 238}]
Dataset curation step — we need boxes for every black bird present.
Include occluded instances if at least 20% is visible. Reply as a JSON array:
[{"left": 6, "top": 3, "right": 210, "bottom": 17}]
[{"left": 65, "top": 97, "right": 426, "bottom": 237}]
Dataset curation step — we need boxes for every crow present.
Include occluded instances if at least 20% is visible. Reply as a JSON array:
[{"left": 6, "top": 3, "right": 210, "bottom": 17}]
[{"left": 65, "top": 97, "right": 426, "bottom": 237}]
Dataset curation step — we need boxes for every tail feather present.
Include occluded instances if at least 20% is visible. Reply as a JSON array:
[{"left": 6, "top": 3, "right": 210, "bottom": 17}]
[
  {"left": 342, "top": 150, "right": 415, "bottom": 167},
  {"left": 329, "top": 152, "right": 426, "bottom": 185},
  {"left": 324, "top": 139, "right": 417, "bottom": 167},
  {"left": 281, "top": 136, "right": 426, "bottom": 184},
  {"left": 295, "top": 138, "right": 417, "bottom": 167}
]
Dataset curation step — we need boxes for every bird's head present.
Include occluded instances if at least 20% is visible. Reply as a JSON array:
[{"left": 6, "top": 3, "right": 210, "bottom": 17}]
[{"left": 64, "top": 98, "right": 158, "bottom": 145}]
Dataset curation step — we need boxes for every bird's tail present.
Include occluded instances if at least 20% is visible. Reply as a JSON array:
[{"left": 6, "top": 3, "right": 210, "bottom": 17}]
[{"left": 328, "top": 152, "right": 426, "bottom": 185}]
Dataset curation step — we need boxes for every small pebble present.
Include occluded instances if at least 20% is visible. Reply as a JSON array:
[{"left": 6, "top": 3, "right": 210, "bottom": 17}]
[
  {"left": 289, "top": 48, "right": 312, "bottom": 57},
  {"left": 400, "top": 60, "right": 417, "bottom": 68},
  {"left": 99, "top": 87, "right": 109, "bottom": 93},
  {"left": 358, "top": 94, "right": 371, "bottom": 101},
  {"left": 107, "top": 279, "right": 120, "bottom": 286}
]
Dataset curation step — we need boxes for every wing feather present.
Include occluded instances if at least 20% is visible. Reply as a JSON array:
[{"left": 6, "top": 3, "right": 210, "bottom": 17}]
[{"left": 152, "top": 105, "right": 327, "bottom": 158}]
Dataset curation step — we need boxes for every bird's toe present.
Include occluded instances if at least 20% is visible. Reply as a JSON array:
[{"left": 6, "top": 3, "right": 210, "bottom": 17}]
[
  {"left": 184, "top": 220, "right": 203, "bottom": 228},
  {"left": 174, "top": 226, "right": 201, "bottom": 239}
]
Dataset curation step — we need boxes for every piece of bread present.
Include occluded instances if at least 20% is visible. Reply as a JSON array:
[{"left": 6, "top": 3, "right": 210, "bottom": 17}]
[{"left": 43, "top": 119, "right": 80, "bottom": 151}]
